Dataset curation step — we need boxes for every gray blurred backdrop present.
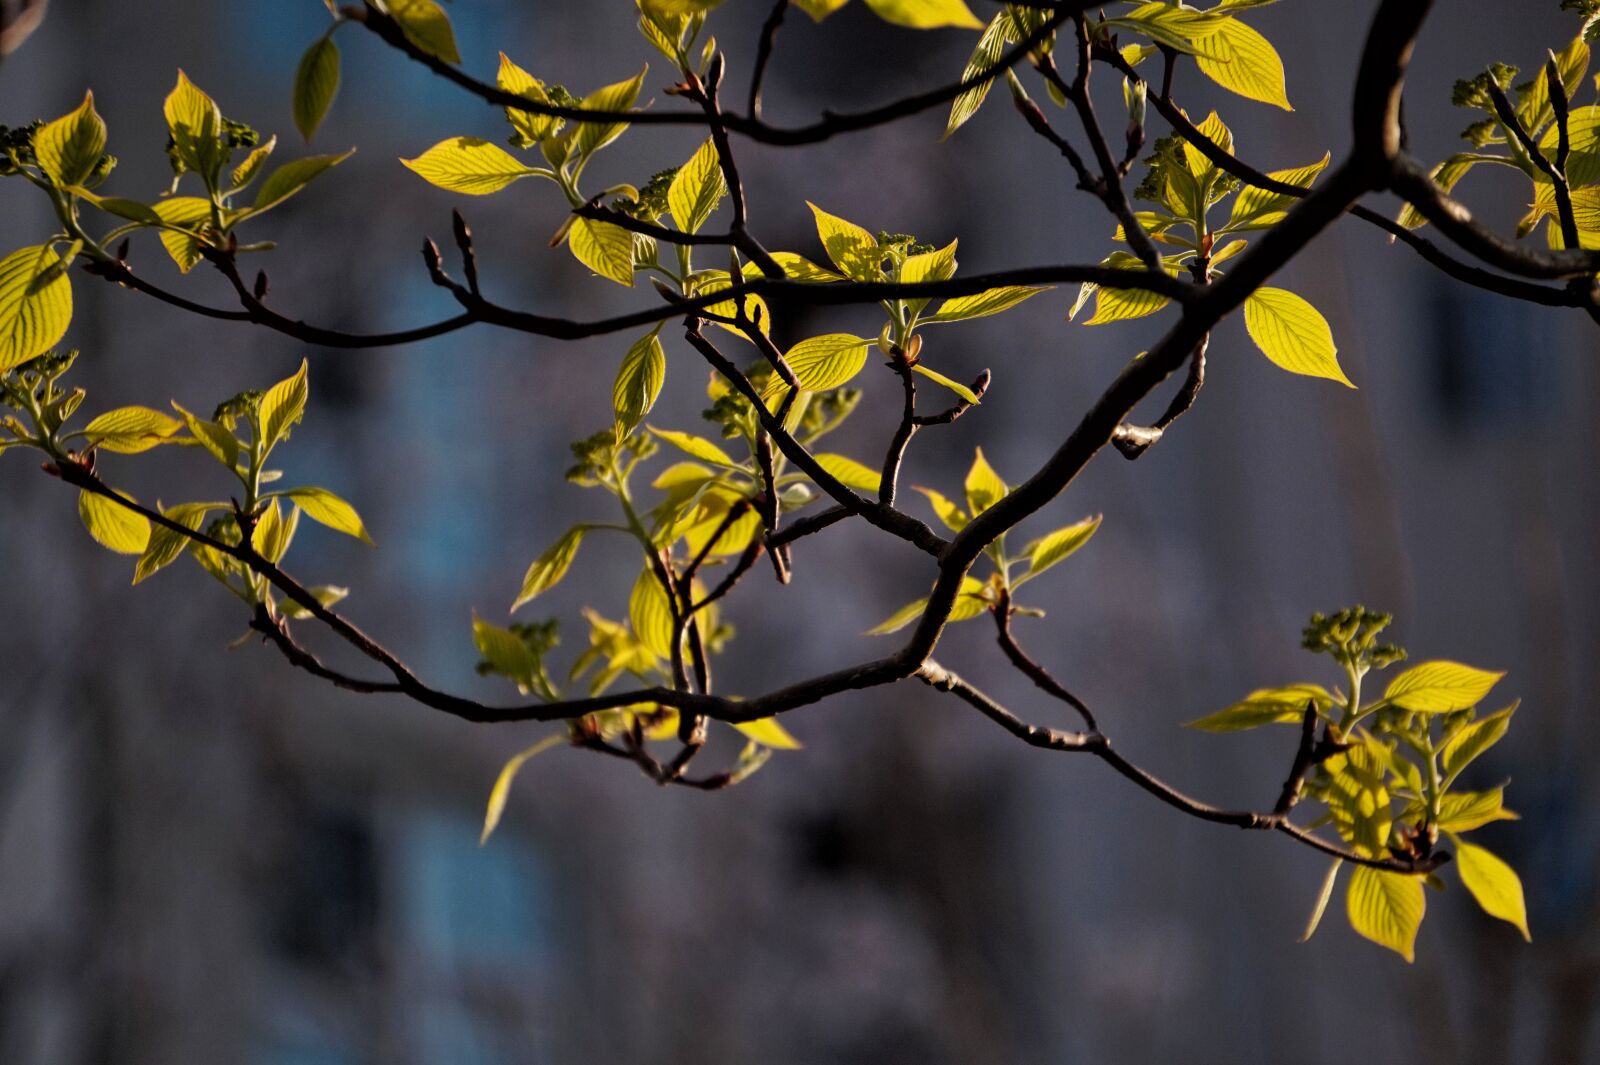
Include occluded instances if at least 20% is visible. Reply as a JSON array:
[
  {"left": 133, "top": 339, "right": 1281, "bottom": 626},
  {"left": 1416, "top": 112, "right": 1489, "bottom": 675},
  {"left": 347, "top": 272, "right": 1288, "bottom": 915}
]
[{"left": 1, "top": 2, "right": 1597, "bottom": 1063}]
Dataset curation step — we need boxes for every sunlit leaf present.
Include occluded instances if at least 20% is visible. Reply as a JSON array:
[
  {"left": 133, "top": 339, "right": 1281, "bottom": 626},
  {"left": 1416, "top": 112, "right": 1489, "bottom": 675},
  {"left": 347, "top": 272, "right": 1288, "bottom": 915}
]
[
  {"left": 1384, "top": 660, "right": 1504, "bottom": 713},
  {"left": 1454, "top": 840, "right": 1531, "bottom": 940},
  {"left": 1243, "top": 287, "right": 1352, "bottom": 387},
  {"left": 1346, "top": 865, "right": 1425, "bottom": 962}
]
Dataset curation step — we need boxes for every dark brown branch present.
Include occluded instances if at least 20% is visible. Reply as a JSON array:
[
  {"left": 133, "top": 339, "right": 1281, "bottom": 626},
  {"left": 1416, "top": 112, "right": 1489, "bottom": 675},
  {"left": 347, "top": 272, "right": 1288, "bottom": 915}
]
[
  {"left": 747, "top": 0, "right": 789, "bottom": 119},
  {"left": 349, "top": 2, "right": 1073, "bottom": 147},
  {"left": 992, "top": 603, "right": 1096, "bottom": 730},
  {"left": 1488, "top": 73, "right": 1580, "bottom": 253}
]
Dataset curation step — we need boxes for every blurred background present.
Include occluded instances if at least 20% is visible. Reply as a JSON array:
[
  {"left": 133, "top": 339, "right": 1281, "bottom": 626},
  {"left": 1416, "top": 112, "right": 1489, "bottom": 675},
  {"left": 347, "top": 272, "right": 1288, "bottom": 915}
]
[{"left": 1, "top": 1, "right": 1597, "bottom": 1062}]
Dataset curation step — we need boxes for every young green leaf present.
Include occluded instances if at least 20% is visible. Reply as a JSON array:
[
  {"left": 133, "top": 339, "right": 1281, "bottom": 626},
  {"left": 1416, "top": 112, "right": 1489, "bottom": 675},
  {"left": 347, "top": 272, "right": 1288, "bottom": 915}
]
[
  {"left": 1020, "top": 514, "right": 1102, "bottom": 581},
  {"left": 251, "top": 150, "right": 355, "bottom": 214},
  {"left": 401, "top": 137, "right": 540, "bottom": 195},
  {"left": 945, "top": 12, "right": 1015, "bottom": 138},
  {"left": 668, "top": 138, "right": 728, "bottom": 235},
  {"left": 497, "top": 53, "right": 561, "bottom": 146},
  {"left": 259, "top": 358, "right": 309, "bottom": 454},
  {"left": 963, "top": 447, "right": 1007, "bottom": 515},
  {"left": 628, "top": 568, "right": 676, "bottom": 661},
  {"left": 385, "top": 0, "right": 461, "bottom": 63},
  {"left": 734, "top": 717, "right": 803, "bottom": 750},
  {"left": 613, "top": 330, "right": 667, "bottom": 438},
  {"left": 1299, "top": 858, "right": 1344, "bottom": 943},
  {"left": 283, "top": 486, "right": 374, "bottom": 545},
  {"left": 924, "top": 285, "right": 1047, "bottom": 323},
  {"left": 280, "top": 584, "right": 350, "bottom": 621},
  {"left": 1346, "top": 866, "right": 1425, "bottom": 962},
  {"left": 1440, "top": 701, "right": 1517, "bottom": 786},
  {"left": 915, "top": 487, "right": 969, "bottom": 532},
  {"left": 1242, "top": 287, "right": 1353, "bottom": 387},
  {"left": 512, "top": 526, "right": 588, "bottom": 611},
  {"left": 807, "top": 203, "right": 881, "bottom": 281},
  {"left": 778, "top": 334, "right": 873, "bottom": 392},
  {"left": 293, "top": 35, "right": 341, "bottom": 142},
  {"left": 814, "top": 453, "right": 883, "bottom": 493},
  {"left": 1437, "top": 788, "right": 1519, "bottom": 833},
  {"left": 171, "top": 403, "right": 240, "bottom": 472},
  {"left": 863, "top": 0, "right": 982, "bottom": 30},
  {"left": 81, "top": 406, "right": 185, "bottom": 454},
  {"left": 230, "top": 137, "right": 278, "bottom": 193},
  {"left": 35, "top": 91, "right": 108, "bottom": 187},
  {"left": 867, "top": 576, "right": 987, "bottom": 635},
  {"left": 909, "top": 364, "right": 980, "bottom": 404},
  {"left": 572, "top": 67, "right": 649, "bottom": 162},
  {"left": 480, "top": 734, "right": 566, "bottom": 845},
  {"left": 568, "top": 217, "right": 636, "bottom": 286},
  {"left": 0, "top": 245, "right": 73, "bottom": 370},
  {"left": 1453, "top": 840, "right": 1531, "bottom": 941},
  {"left": 150, "top": 198, "right": 212, "bottom": 273},
  {"left": 1194, "top": 17, "right": 1293, "bottom": 110},
  {"left": 474, "top": 613, "right": 541, "bottom": 690},
  {"left": 133, "top": 502, "right": 219, "bottom": 584},
  {"left": 793, "top": 0, "right": 852, "bottom": 20},
  {"left": 1184, "top": 684, "right": 1335, "bottom": 731},
  {"left": 1384, "top": 660, "right": 1504, "bottom": 713},
  {"left": 78, "top": 489, "right": 150, "bottom": 555},
  {"left": 648, "top": 427, "right": 738, "bottom": 466},
  {"left": 164, "top": 71, "right": 224, "bottom": 181},
  {"left": 1227, "top": 154, "right": 1330, "bottom": 230}
]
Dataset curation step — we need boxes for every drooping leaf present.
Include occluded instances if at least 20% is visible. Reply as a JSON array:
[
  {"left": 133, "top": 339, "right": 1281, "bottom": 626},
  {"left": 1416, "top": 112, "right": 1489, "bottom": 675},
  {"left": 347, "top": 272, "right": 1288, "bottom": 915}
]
[
  {"left": 1243, "top": 287, "right": 1353, "bottom": 387},
  {"left": 945, "top": 12, "right": 1015, "bottom": 138},
  {"left": 1454, "top": 840, "right": 1531, "bottom": 941},
  {"left": 924, "top": 285, "right": 1047, "bottom": 323},
  {"left": 385, "top": 0, "right": 461, "bottom": 63},
  {"left": 134, "top": 502, "right": 219, "bottom": 585},
  {"left": 480, "top": 734, "right": 566, "bottom": 844},
  {"left": 1384, "top": 660, "right": 1504, "bottom": 713},
  {"left": 910, "top": 363, "right": 980, "bottom": 404},
  {"left": 78, "top": 488, "right": 150, "bottom": 555},
  {"left": 915, "top": 487, "right": 969, "bottom": 532},
  {"left": 814, "top": 453, "right": 883, "bottom": 493},
  {"left": 628, "top": 567, "right": 676, "bottom": 661},
  {"left": 1346, "top": 865, "right": 1425, "bottom": 962},
  {"left": 648, "top": 427, "right": 738, "bottom": 466},
  {"left": 150, "top": 197, "right": 212, "bottom": 273},
  {"left": 0, "top": 244, "right": 72, "bottom": 370},
  {"left": 1194, "top": 17, "right": 1292, "bottom": 110},
  {"left": 1299, "top": 858, "right": 1344, "bottom": 942},
  {"left": 293, "top": 35, "right": 342, "bottom": 142}
]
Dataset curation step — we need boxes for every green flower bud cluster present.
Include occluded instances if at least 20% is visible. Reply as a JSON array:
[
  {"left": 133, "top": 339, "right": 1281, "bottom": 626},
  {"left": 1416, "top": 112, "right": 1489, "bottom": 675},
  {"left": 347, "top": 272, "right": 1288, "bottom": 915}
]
[
  {"left": 1301, "top": 605, "right": 1407, "bottom": 672},
  {"left": 617, "top": 168, "right": 677, "bottom": 220},
  {"left": 476, "top": 618, "right": 561, "bottom": 679},
  {"left": 0, "top": 121, "right": 42, "bottom": 173},
  {"left": 566, "top": 427, "right": 655, "bottom": 486},
  {"left": 1451, "top": 64, "right": 1519, "bottom": 111},
  {"left": 213, "top": 389, "right": 263, "bottom": 430}
]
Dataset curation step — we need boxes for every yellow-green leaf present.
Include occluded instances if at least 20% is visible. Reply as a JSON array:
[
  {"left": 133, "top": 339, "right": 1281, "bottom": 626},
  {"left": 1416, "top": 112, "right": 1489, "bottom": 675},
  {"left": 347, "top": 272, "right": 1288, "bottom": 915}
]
[
  {"left": 293, "top": 35, "right": 341, "bottom": 142},
  {"left": 134, "top": 502, "right": 218, "bottom": 585},
  {"left": 171, "top": 402, "right": 240, "bottom": 471},
  {"left": 1194, "top": 17, "right": 1292, "bottom": 111},
  {"left": 734, "top": 717, "right": 803, "bottom": 750},
  {"left": 1243, "top": 287, "right": 1352, "bottom": 387},
  {"left": 867, "top": 576, "right": 988, "bottom": 635},
  {"left": 569, "top": 216, "right": 636, "bottom": 286},
  {"left": 1184, "top": 684, "right": 1335, "bottom": 732},
  {"left": 1437, "top": 788, "right": 1519, "bottom": 833},
  {"left": 0, "top": 244, "right": 72, "bottom": 370},
  {"left": 910, "top": 363, "right": 979, "bottom": 404},
  {"left": 963, "top": 446, "right": 1007, "bottom": 515},
  {"left": 628, "top": 568, "right": 676, "bottom": 660},
  {"left": 925, "top": 285, "right": 1046, "bottom": 323},
  {"left": 1299, "top": 858, "right": 1344, "bottom": 943},
  {"left": 82, "top": 406, "right": 184, "bottom": 454},
  {"left": 480, "top": 734, "right": 565, "bottom": 844},
  {"left": 808, "top": 202, "right": 880, "bottom": 281},
  {"left": 668, "top": 138, "right": 727, "bottom": 235},
  {"left": 473, "top": 614, "right": 539, "bottom": 689},
  {"left": 780, "top": 333, "right": 873, "bottom": 392},
  {"left": 36, "top": 91, "right": 107, "bottom": 187},
  {"left": 1454, "top": 841, "right": 1531, "bottom": 941},
  {"left": 252, "top": 150, "right": 355, "bottom": 214},
  {"left": 915, "top": 487, "right": 968, "bottom": 532},
  {"left": 386, "top": 0, "right": 461, "bottom": 63},
  {"left": 163, "top": 71, "right": 223, "bottom": 179},
  {"left": 614, "top": 330, "right": 667, "bottom": 438},
  {"left": 1022, "top": 514, "right": 1102, "bottom": 580},
  {"left": 512, "top": 526, "right": 587, "bottom": 611},
  {"left": 945, "top": 12, "right": 1015, "bottom": 138},
  {"left": 814, "top": 453, "right": 882, "bottom": 493},
  {"left": 648, "top": 426, "right": 738, "bottom": 466},
  {"left": 79, "top": 488, "right": 150, "bottom": 555},
  {"left": 259, "top": 358, "right": 309, "bottom": 453},
  {"left": 572, "top": 67, "right": 648, "bottom": 161},
  {"left": 1228, "top": 154, "right": 1330, "bottom": 230},
  {"left": 863, "top": 0, "right": 982, "bottom": 30},
  {"left": 401, "top": 136, "right": 537, "bottom": 195},
  {"left": 793, "top": 0, "right": 852, "bottom": 20},
  {"left": 230, "top": 136, "right": 277, "bottom": 192},
  {"left": 150, "top": 197, "right": 212, "bottom": 273},
  {"left": 1082, "top": 285, "right": 1171, "bottom": 325},
  {"left": 1441, "top": 701, "right": 1517, "bottom": 786},
  {"left": 1346, "top": 866, "right": 1425, "bottom": 962},
  {"left": 1384, "top": 660, "right": 1504, "bottom": 713},
  {"left": 497, "top": 53, "right": 560, "bottom": 145},
  {"left": 284, "top": 486, "right": 373, "bottom": 545}
]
